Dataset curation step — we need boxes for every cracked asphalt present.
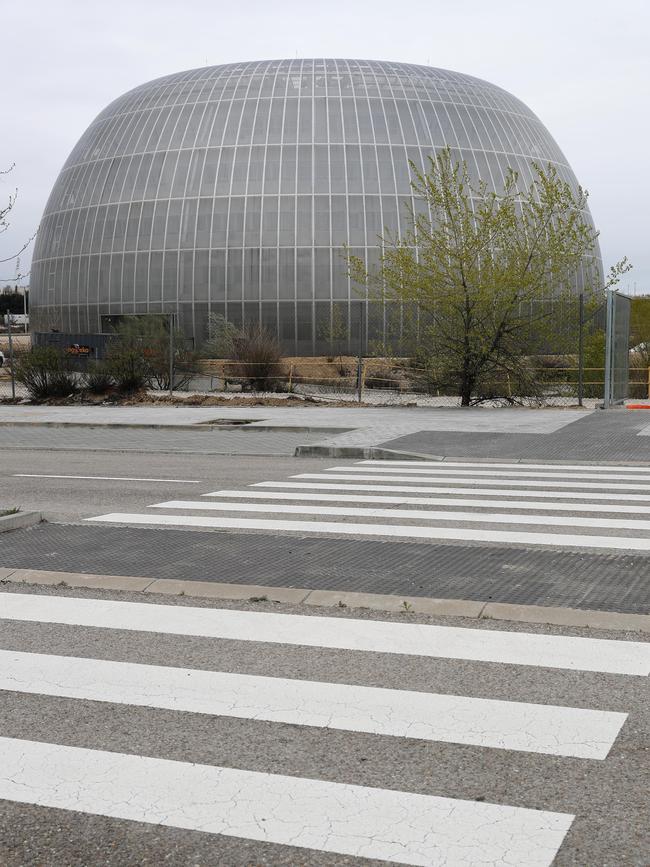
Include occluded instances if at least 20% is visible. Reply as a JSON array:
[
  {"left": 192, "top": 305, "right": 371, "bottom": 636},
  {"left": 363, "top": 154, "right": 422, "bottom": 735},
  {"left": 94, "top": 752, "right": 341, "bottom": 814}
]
[{"left": 0, "top": 584, "right": 648, "bottom": 866}]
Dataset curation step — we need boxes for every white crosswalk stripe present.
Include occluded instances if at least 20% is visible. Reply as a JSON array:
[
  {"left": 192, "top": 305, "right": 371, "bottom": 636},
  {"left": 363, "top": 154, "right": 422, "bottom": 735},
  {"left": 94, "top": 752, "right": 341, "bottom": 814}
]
[
  {"left": 152, "top": 499, "right": 650, "bottom": 531},
  {"left": 1, "top": 591, "right": 644, "bottom": 864},
  {"left": 0, "top": 738, "right": 572, "bottom": 867},
  {"left": 359, "top": 459, "right": 650, "bottom": 473},
  {"left": 293, "top": 471, "right": 650, "bottom": 491},
  {"left": 0, "top": 648, "right": 626, "bottom": 757},
  {"left": 84, "top": 459, "right": 650, "bottom": 551},
  {"left": 4, "top": 593, "right": 648, "bottom": 674}
]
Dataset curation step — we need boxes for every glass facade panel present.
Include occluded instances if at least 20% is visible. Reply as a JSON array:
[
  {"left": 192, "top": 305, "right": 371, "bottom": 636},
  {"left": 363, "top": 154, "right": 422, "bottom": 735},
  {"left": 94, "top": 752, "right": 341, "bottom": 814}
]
[{"left": 31, "top": 58, "right": 599, "bottom": 352}]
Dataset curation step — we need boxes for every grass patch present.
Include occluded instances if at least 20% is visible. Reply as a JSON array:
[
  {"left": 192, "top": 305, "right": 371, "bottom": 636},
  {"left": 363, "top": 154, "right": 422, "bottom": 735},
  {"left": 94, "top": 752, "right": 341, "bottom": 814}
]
[{"left": 0, "top": 507, "right": 20, "bottom": 517}]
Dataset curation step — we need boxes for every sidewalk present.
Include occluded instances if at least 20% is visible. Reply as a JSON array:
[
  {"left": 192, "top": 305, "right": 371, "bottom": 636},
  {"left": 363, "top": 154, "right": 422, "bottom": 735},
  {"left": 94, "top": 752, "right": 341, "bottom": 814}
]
[{"left": 0, "top": 403, "right": 596, "bottom": 457}]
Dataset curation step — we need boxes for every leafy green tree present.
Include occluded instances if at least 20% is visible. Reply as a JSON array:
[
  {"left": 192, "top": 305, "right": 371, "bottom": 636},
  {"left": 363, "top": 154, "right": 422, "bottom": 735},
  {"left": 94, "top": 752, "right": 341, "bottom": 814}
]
[
  {"left": 630, "top": 296, "right": 650, "bottom": 353},
  {"left": 348, "top": 148, "right": 630, "bottom": 405}
]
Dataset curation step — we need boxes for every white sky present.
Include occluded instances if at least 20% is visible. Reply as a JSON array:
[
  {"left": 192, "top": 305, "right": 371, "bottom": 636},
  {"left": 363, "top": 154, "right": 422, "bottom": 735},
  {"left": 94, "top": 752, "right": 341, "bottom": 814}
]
[{"left": 2, "top": 0, "right": 648, "bottom": 290}]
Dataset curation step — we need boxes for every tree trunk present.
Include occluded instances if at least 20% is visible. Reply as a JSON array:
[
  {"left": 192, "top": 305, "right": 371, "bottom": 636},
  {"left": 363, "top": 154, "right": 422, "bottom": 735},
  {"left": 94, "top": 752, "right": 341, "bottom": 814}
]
[{"left": 460, "top": 376, "right": 473, "bottom": 406}]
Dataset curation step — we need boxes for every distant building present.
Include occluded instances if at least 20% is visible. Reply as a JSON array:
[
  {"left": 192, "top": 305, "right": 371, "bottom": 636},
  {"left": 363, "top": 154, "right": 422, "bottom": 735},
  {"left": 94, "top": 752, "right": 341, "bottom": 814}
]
[{"left": 30, "top": 59, "right": 600, "bottom": 353}]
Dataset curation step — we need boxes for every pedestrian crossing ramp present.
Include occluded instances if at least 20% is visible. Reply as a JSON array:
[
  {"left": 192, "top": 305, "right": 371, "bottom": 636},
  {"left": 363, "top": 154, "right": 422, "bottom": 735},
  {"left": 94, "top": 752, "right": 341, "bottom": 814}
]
[
  {"left": 88, "top": 459, "right": 650, "bottom": 552},
  {"left": 1, "top": 590, "right": 648, "bottom": 865}
]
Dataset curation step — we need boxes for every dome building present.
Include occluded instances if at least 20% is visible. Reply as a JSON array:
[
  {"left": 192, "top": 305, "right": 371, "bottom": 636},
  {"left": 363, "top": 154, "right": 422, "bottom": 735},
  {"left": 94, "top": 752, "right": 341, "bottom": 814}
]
[{"left": 30, "top": 58, "right": 597, "bottom": 353}]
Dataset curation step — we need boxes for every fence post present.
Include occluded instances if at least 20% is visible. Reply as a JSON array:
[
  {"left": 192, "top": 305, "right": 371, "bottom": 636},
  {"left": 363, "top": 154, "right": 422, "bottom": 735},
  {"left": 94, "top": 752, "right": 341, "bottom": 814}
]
[
  {"left": 168, "top": 314, "right": 174, "bottom": 398},
  {"left": 603, "top": 290, "right": 614, "bottom": 409},
  {"left": 6, "top": 311, "right": 16, "bottom": 400},
  {"left": 357, "top": 299, "right": 365, "bottom": 403},
  {"left": 647, "top": 367, "right": 650, "bottom": 400},
  {"left": 288, "top": 362, "right": 293, "bottom": 392},
  {"left": 577, "top": 292, "right": 584, "bottom": 407}
]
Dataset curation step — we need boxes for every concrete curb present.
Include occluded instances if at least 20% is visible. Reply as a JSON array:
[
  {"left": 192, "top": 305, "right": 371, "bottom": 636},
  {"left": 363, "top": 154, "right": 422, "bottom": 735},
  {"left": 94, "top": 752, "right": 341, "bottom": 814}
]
[
  {"left": 294, "top": 444, "right": 443, "bottom": 460},
  {"left": 295, "top": 444, "right": 650, "bottom": 466},
  {"left": 0, "top": 420, "right": 353, "bottom": 436},
  {"left": 0, "top": 511, "right": 42, "bottom": 533},
  {"left": 0, "top": 420, "right": 261, "bottom": 432},
  {"left": 1, "top": 567, "right": 648, "bottom": 633}
]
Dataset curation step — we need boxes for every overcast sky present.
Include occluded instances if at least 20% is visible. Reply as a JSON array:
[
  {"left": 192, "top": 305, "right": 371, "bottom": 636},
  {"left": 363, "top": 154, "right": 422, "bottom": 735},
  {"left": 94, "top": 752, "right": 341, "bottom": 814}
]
[{"left": 2, "top": 0, "right": 648, "bottom": 290}]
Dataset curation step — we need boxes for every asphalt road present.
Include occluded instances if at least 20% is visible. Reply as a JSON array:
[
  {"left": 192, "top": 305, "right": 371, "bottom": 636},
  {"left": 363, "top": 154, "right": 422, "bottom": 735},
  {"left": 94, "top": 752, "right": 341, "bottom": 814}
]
[
  {"left": 3, "top": 447, "right": 336, "bottom": 523},
  {"left": 3, "top": 441, "right": 650, "bottom": 614},
  {"left": 0, "top": 584, "right": 647, "bottom": 866}
]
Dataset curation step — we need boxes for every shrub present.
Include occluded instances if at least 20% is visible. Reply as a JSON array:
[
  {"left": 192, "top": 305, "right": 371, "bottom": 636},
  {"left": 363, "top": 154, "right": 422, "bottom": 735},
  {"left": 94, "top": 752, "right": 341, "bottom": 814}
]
[
  {"left": 14, "top": 346, "right": 78, "bottom": 400},
  {"left": 82, "top": 361, "right": 113, "bottom": 394},
  {"left": 105, "top": 316, "right": 196, "bottom": 392},
  {"left": 105, "top": 344, "right": 149, "bottom": 392},
  {"left": 230, "top": 324, "right": 285, "bottom": 391}
]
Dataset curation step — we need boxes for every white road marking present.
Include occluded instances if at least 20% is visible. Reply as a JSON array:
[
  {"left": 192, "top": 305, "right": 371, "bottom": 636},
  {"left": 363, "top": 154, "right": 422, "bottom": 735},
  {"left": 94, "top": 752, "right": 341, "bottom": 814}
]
[
  {"left": 2, "top": 593, "right": 646, "bottom": 676},
  {"left": 0, "top": 737, "right": 574, "bottom": 867},
  {"left": 253, "top": 480, "right": 650, "bottom": 502},
  {"left": 294, "top": 472, "right": 650, "bottom": 492},
  {"left": 86, "top": 512, "right": 650, "bottom": 551},
  {"left": 152, "top": 499, "right": 650, "bottom": 532},
  {"left": 330, "top": 465, "right": 650, "bottom": 482},
  {"left": 203, "top": 489, "right": 650, "bottom": 515},
  {"left": 13, "top": 474, "right": 201, "bottom": 484},
  {"left": 360, "top": 460, "right": 650, "bottom": 473},
  {"left": 0, "top": 650, "right": 624, "bottom": 757}
]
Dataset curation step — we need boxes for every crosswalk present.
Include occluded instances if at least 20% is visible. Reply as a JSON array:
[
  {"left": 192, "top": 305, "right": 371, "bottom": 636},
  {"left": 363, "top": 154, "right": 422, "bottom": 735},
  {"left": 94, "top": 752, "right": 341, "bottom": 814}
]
[
  {"left": 87, "top": 458, "right": 650, "bottom": 552},
  {"left": 1, "top": 590, "right": 648, "bottom": 864}
]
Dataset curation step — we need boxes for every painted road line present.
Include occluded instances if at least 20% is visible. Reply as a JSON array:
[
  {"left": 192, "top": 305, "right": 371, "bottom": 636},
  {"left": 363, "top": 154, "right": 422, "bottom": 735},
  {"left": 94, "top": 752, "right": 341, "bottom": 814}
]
[
  {"left": 360, "top": 460, "right": 650, "bottom": 473},
  {"left": 13, "top": 474, "right": 201, "bottom": 484},
  {"left": 86, "top": 512, "right": 650, "bottom": 551},
  {"left": 253, "top": 480, "right": 650, "bottom": 502},
  {"left": 152, "top": 500, "right": 650, "bottom": 532},
  {"left": 0, "top": 737, "right": 573, "bottom": 867},
  {"left": 294, "top": 473, "right": 650, "bottom": 492},
  {"left": 3, "top": 593, "right": 648, "bottom": 675},
  {"left": 202, "top": 489, "right": 650, "bottom": 515},
  {"left": 0, "top": 650, "right": 625, "bottom": 757},
  {"left": 330, "top": 465, "right": 650, "bottom": 482}
]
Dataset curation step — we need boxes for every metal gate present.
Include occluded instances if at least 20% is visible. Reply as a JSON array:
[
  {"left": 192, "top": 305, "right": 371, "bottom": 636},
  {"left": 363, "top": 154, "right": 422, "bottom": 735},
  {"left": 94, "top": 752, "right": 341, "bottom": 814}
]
[{"left": 603, "top": 290, "right": 631, "bottom": 408}]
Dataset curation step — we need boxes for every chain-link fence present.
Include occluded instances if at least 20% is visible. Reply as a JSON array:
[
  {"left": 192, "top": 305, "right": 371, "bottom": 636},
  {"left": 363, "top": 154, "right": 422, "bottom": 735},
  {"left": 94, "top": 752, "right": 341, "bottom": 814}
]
[
  {"left": 0, "top": 329, "right": 29, "bottom": 400},
  {"left": 5, "top": 343, "right": 649, "bottom": 406},
  {"left": 3, "top": 291, "right": 641, "bottom": 406}
]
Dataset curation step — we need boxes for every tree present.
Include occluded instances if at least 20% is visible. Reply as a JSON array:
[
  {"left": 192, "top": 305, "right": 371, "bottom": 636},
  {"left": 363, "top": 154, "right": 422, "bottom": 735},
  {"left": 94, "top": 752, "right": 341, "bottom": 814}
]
[
  {"left": 348, "top": 148, "right": 630, "bottom": 405},
  {"left": 106, "top": 315, "right": 195, "bottom": 391},
  {"left": 1, "top": 164, "right": 36, "bottom": 283},
  {"left": 1, "top": 290, "right": 28, "bottom": 314},
  {"left": 630, "top": 296, "right": 650, "bottom": 353},
  {"left": 317, "top": 303, "right": 348, "bottom": 366}
]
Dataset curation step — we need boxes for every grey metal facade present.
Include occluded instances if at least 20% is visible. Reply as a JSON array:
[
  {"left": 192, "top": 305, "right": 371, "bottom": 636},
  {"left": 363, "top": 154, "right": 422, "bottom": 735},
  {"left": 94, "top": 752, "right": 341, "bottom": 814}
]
[{"left": 30, "top": 58, "right": 597, "bottom": 353}]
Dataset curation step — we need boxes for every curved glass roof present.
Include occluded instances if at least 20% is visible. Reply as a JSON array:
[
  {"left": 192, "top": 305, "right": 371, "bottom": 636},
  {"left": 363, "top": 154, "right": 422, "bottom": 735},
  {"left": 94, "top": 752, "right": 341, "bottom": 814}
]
[{"left": 31, "top": 59, "right": 597, "bottom": 351}]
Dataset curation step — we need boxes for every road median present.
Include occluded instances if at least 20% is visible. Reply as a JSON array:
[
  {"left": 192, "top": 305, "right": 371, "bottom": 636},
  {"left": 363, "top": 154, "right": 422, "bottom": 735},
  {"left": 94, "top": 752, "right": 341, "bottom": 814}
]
[{"left": 2, "top": 567, "right": 648, "bottom": 633}]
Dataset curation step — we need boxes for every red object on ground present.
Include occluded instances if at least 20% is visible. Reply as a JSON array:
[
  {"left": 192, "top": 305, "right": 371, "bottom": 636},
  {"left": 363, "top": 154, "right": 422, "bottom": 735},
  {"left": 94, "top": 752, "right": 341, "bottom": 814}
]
[{"left": 626, "top": 404, "right": 650, "bottom": 409}]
